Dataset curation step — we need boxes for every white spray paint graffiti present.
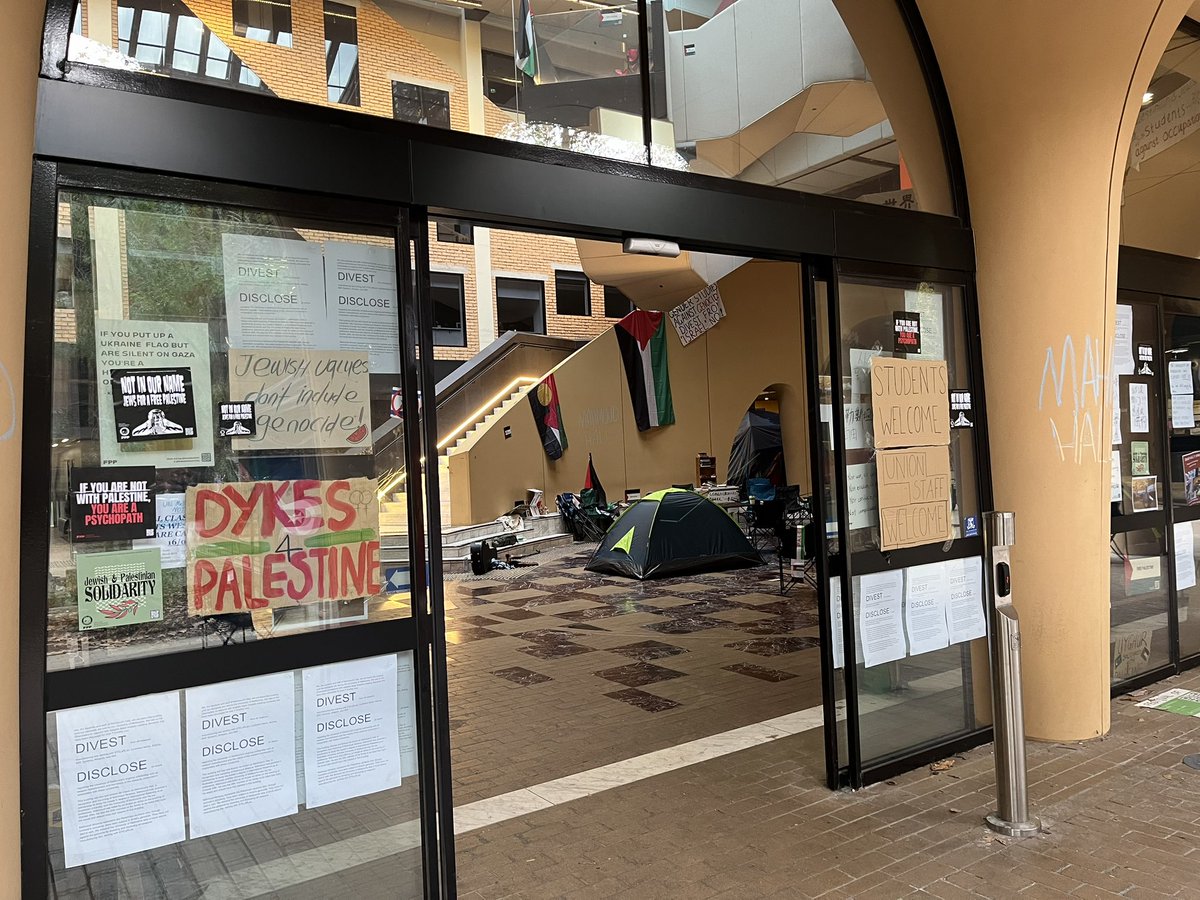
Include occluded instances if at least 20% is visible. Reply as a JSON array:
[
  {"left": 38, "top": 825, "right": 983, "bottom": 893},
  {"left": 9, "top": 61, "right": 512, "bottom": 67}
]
[
  {"left": 0, "top": 359, "right": 14, "bottom": 442},
  {"left": 1037, "top": 335, "right": 1106, "bottom": 463}
]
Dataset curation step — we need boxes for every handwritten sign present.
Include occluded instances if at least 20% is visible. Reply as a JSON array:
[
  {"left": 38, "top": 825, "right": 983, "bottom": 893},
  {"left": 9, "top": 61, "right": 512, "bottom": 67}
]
[
  {"left": 669, "top": 283, "right": 726, "bottom": 346},
  {"left": 185, "top": 478, "right": 381, "bottom": 616},
  {"left": 875, "top": 446, "right": 951, "bottom": 550},
  {"left": 228, "top": 349, "right": 371, "bottom": 452},
  {"left": 869, "top": 357, "right": 949, "bottom": 450}
]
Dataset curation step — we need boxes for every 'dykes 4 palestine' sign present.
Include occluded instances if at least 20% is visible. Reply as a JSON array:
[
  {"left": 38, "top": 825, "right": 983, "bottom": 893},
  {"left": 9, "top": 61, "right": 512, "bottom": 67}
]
[
  {"left": 111, "top": 367, "right": 197, "bottom": 444},
  {"left": 185, "top": 478, "right": 381, "bottom": 616}
]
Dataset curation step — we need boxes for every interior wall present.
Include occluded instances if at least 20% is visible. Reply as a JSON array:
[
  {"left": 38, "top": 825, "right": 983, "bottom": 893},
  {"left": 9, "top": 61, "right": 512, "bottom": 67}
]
[
  {"left": 450, "top": 261, "right": 810, "bottom": 523},
  {"left": 1, "top": 3, "right": 42, "bottom": 895}
]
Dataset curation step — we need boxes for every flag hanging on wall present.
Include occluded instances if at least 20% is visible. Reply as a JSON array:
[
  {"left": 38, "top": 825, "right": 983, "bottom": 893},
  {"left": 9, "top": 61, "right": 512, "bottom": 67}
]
[
  {"left": 516, "top": 0, "right": 538, "bottom": 79},
  {"left": 615, "top": 310, "right": 675, "bottom": 431},
  {"left": 582, "top": 453, "right": 606, "bottom": 508},
  {"left": 529, "top": 373, "right": 567, "bottom": 459}
]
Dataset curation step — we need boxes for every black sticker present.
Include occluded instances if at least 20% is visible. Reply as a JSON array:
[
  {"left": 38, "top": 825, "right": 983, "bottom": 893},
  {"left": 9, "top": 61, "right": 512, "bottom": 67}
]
[
  {"left": 70, "top": 466, "right": 157, "bottom": 543},
  {"left": 1137, "top": 344, "right": 1154, "bottom": 376},
  {"left": 893, "top": 311, "right": 921, "bottom": 354},
  {"left": 503, "top": 425, "right": 513, "bottom": 439},
  {"left": 111, "top": 367, "right": 196, "bottom": 444},
  {"left": 218, "top": 401, "right": 257, "bottom": 437},
  {"left": 950, "top": 389, "right": 974, "bottom": 428}
]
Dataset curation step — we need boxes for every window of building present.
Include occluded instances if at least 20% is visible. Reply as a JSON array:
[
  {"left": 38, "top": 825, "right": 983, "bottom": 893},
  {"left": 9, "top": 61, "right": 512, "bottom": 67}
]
[
  {"left": 323, "top": 1, "right": 360, "bottom": 106},
  {"left": 391, "top": 81, "right": 451, "bottom": 129},
  {"left": 430, "top": 272, "right": 466, "bottom": 347},
  {"left": 233, "top": 0, "right": 292, "bottom": 46},
  {"left": 603, "top": 284, "right": 634, "bottom": 318},
  {"left": 496, "top": 278, "right": 545, "bottom": 334},
  {"left": 482, "top": 49, "right": 522, "bottom": 112},
  {"left": 117, "top": 0, "right": 269, "bottom": 91},
  {"left": 555, "top": 270, "right": 591, "bottom": 316},
  {"left": 436, "top": 220, "right": 473, "bottom": 245}
]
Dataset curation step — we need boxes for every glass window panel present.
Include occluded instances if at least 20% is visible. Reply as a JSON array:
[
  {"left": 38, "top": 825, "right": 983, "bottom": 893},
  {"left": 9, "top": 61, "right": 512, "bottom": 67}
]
[
  {"left": 47, "top": 190, "right": 414, "bottom": 672},
  {"left": 554, "top": 270, "right": 590, "bottom": 316},
  {"left": 1175, "top": 519, "right": 1200, "bottom": 659},
  {"left": 174, "top": 15, "right": 203, "bottom": 53},
  {"left": 233, "top": 0, "right": 292, "bottom": 45},
  {"left": 1113, "top": 298, "right": 1164, "bottom": 517},
  {"left": 603, "top": 284, "right": 634, "bottom": 318},
  {"left": 47, "top": 653, "right": 422, "bottom": 895},
  {"left": 1110, "top": 528, "right": 1171, "bottom": 684},
  {"left": 496, "top": 277, "right": 545, "bottom": 334},
  {"left": 325, "top": 1, "right": 360, "bottom": 107},
  {"left": 430, "top": 272, "right": 466, "bottom": 347},
  {"left": 1162, "top": 297, "right": 1200, "bottom": 510}
]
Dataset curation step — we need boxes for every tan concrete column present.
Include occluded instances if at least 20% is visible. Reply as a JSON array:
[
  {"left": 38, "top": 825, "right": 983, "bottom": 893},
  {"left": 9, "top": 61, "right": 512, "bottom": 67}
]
[
  {"left": 917, "top": 0, "right": 1189, "bottom": 741},
  {"left": 1, "top": 4, "right": 45, "bottom": 896}
]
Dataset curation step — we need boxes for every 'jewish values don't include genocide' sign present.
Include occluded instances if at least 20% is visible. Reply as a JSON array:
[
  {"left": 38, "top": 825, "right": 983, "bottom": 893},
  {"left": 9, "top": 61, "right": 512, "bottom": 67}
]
[{"left": 185, "top": 478, "right": 381, "bottom": 616}]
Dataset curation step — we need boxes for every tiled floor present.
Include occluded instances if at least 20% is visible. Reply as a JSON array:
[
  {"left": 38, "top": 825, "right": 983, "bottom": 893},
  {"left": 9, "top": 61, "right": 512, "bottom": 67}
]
[
  {"left": 441, "top": 545, "right": 824, "bottom": 805},
  {"left": 457, "top": 669, "right": 1200, "bottom": 899}
]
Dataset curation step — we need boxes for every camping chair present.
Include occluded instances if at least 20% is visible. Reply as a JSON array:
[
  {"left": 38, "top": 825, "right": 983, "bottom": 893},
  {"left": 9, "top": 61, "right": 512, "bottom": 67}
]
[
  {"left": 746, "top": 477, "right": 776, "bottom": 502},
  {"left": 745, "top": 497, "right": 785, "bottom": 550},
  {"left": 778, "top": 492, "right": 818, "bottom": 594}
]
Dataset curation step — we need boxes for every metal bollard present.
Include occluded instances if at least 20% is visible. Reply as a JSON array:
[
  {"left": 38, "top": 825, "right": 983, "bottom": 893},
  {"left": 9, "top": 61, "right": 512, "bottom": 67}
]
[{"left": 982, "top": 511, "right": 1042, "bottom": 838}]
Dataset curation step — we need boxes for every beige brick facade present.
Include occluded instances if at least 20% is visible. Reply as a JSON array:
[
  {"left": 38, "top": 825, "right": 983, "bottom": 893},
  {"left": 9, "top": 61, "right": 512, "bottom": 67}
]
[{"left": 76, "top": 0, "right": 618, "bottom": 364}]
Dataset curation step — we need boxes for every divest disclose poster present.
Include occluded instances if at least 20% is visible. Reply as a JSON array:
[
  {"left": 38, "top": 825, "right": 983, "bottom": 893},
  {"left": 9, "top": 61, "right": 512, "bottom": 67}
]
[{"left": 185, "top": 478, "right": 381, "bottom": 616}]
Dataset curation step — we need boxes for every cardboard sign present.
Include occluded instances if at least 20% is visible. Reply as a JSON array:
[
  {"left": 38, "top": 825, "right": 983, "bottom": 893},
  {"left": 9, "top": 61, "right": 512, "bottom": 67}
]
[
  {"left": 869, "top": 358, "right": 949, "bottom": 449},
  {"left": 228, "top": 349, "right": 372, "bottom": 452},
  {"left": 670, "top": 283, "right": 727, "bottom": 346},
  {"left": 70, "top": 466, "right": 157, "bottom": 543},
  {"left": 218, "top": 401, "right": 257, "bottom": 437},
  {"left": 77, "top": 548, "right": 163, "bottom": 631},
  {"left": 185, "top": 478, "right": 381, "bottom": 616},
  {"left": 893, "top": 311, "right": 921, "bottom": 354},
  {"left": 875, "top": 446, "right": 952, "bottom": 550}
]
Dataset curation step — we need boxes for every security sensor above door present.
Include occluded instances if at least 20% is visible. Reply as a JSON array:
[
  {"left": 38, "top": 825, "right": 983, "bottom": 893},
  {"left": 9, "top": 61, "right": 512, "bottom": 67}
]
[{"left": 623, "top": 237, "right": 681, "bottom": 257}]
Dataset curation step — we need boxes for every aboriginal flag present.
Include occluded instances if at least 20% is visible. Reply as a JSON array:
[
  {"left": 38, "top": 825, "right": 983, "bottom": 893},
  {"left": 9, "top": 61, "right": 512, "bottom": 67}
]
[
  {"left": 529, "top": 373, "right": 567, "bottom": 459},
  {"left": 615, "top": 310, "right": 675, "bottom": 431}
]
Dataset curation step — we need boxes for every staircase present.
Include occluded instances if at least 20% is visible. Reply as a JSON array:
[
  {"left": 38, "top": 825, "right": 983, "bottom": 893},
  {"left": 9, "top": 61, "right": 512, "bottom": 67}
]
[{"left": 445, "top": 385, "right": 530, "bottom": 457}]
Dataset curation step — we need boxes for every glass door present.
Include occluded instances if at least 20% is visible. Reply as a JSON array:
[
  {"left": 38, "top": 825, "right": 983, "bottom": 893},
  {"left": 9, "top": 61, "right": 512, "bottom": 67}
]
[
  {"left": 24, "top": 167, "right": 452, "bottom": 896},
  {"left": 808, "top": 260, "right": 991, "bottom": 787},
  {"left": 1110, "top": 293, "right": 1173, "bottom": 689}
]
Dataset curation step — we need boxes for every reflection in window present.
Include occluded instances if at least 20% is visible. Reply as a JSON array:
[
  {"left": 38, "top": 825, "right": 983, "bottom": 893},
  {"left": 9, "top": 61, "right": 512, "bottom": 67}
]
[
  {"left": 436, "top": 220, "right": 473, "bottom": 245},
  {"left": 483, "top": 48, "right": 522, "bottom": 112},
  {"left": 555, "top": 270, "right": 591, "bottom": 316},
  {"left": 603, "top": 284, "right": 634, "bottom": 318},
  {"left": 117, "top": 0, "right": 270, "bottom": 91},
  {"left": 391, "top": 81, "right": 451, "bottom": 129},
  {"left": 430, "top": 272, "right": 466, "bottom": 347},
  {"left": 324, "top": 1, "right": 360, "bottom": 106},
  {"left": 232, "top": 0, "right": 292, "bottom": 46},
  {"left": 496, "top": 278, "right": 545, "bottom": 334}
]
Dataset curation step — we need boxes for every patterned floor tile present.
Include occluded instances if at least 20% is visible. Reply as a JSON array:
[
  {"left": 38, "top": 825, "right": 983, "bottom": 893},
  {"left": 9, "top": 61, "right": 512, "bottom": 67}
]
[
  {"left": 451, "top": 615, "right": 503, "bottom": 627},
  {"left": 602, "top": 688, "right": 681, "bottom": 712},
  {"left": 445, "top": 627, "right": 504, "bottom": 644},
  {"left": 491, "top": 667, "right": 553, "bottom": 686},
  {"left": 722, "top": 663, "right": 798, "bottom": 682},
  {"left": 606, "top": 640, "right": 689, "bottom": 661},
  {"left": 556, "top": 606, "right": 626, "bottom": 622},
  {"left": 723, "top": 636, "right": 818, "bottom": 656},
  {"left": 644, "top": 615, "right": 725, "bottom": 635},
  {"left": 517, "top": 642, "right": 596, "bottom": 659},
  {"left": 592, "top": 662, "right": 686, "bottom": 688},
  {"left": 491, "top": 609, "right": 544, "bottom": 621}
]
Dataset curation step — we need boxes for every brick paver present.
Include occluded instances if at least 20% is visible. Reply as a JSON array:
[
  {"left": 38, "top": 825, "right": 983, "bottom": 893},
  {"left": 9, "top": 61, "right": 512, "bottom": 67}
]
[{"left": 456, "top": 669, "right": 1200, "bottom": 899}]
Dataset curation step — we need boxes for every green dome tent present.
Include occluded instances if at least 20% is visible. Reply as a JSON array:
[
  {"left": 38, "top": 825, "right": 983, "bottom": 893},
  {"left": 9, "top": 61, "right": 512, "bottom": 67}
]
[{"left": 586, "top": 488, "right": 763, "bottom": 579}]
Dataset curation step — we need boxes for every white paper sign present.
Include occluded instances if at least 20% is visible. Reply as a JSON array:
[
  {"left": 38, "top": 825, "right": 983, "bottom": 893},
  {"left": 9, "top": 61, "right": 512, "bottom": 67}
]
[
  {"left": 829, "top": 577, "right": 844, "bottom": 670},
  {"left": 1175, "top": 522, "right": 1197, "bottom": 593},
  {"left": 847, "top": 463, "right": 878, "bottom": 530},
  {"left": 1112, "top": 399, "right": 1122, "bottom": 446},
  {"left": 302, "top": 655, "right": 401, "bottom": 808},
  {"left": 669, "top": 282, "right": 727, "bottom": 346},
  {"left": 1173, "top": 394, "right": 1196, "bottom": 429},
  {"left": 849, "top": 348, "right": 890, "bottom": 396},
  {"left": 1111, "top": 450, "right": 1123, "bottom": 503},
  {"left": 1129, "top": 382, "right": 1150, "bottom": 434},
  {"left": 185, "top": 672, "right": 298, "bottom": 838},
  {"left": 945, "top": 556, "right": 987, "bottom": 644},
  {"left": 222, "top": 234, "right": 327, "bottom": 349},
  {"left": 397, "top": 652, "right": 418, "bottom": 777},
  {"left": 1114, "top": 305, "right": 1135, "bottom": 377},
  {"left": 858, "top": 570, "right": 906, "bottom": 667},
  {"left": 57, "top": 692, "right": 186, "bottom": 868},
  {"left": 1169, "top": 360, "right": 1194, "bottom": 396},
  {"left": 904, "top": 288, "right": 944, "bottom": 360},
  {"left": 1130, "top": 555, "right": 1162, "bottom": 581},
  {"left": 1130, "top": 80, "right": 1200, "bottom": 169},
  {"left": 903, "top": 562, "right": 951, "bottom": 655},
  {"left": 135, "top": 493, "right": 186, "bottom": 569},
  {"left": 95, "top": 319, "right": 214, "bottom": 469},
  {"left": 324, "top": 241, "right": 401, "bottom": 373}
]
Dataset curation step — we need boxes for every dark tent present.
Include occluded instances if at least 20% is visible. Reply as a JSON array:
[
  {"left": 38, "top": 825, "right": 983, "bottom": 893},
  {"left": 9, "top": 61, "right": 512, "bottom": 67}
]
[
  {"left": 586, "top": 488, "right": 762, "bottom": 579},
  {"left": 727, "top": 410, "right": 784, "bottom": 487}
]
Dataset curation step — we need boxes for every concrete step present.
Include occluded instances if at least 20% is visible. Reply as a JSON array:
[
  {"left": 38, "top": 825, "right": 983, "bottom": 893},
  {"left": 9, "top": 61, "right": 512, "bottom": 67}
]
[{"left": 441, "top": 531, "right": 577, "bottom": 574}]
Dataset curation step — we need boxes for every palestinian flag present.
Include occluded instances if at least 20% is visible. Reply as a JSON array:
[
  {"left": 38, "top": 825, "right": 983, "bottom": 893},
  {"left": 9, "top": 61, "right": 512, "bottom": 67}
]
[
  {"left": 615, "top": 310, "right": 675, "bottom": 431},
  {"left": 529, "top": 373, "right": 567, "bottom": 459},
  {"left": 516, "top": 0, "right": 538, "bottom": 79},
  {"left": 581, "top": 453, "right": 606, "bottom": 508}
]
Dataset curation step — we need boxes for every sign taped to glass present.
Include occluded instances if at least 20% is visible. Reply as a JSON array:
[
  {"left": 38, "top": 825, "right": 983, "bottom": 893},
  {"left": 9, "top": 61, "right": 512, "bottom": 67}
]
[
  {"left": 869, "top": 357, "right": 949, "bottom": 450},
  {"left": 186, "top": 478, "right": 381, "bottom": 616}
]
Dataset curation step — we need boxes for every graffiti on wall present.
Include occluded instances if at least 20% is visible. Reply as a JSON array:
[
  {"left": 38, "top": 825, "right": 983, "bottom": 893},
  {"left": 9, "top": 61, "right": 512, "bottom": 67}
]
[
  {"left": 0, "top": 359, "right": 14, "bottom": 442},
  {"left": 1038, "top": 335, "right": 1107, "bottom": 464}
]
